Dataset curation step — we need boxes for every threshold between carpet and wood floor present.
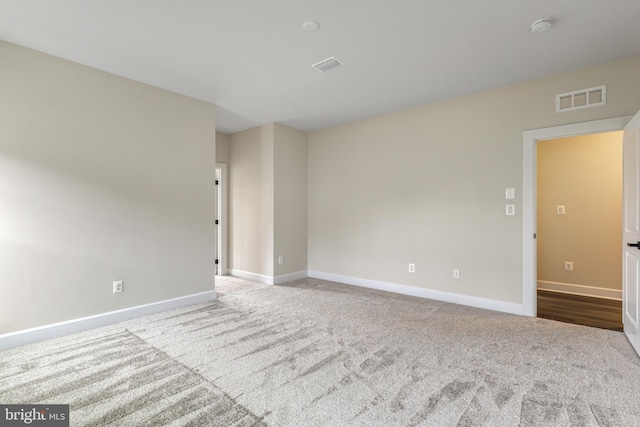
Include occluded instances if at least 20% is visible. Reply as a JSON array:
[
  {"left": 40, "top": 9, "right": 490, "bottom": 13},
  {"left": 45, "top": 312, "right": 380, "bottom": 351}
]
[{"left": 1, "top": 276, "right": 639, "bottom": 426}]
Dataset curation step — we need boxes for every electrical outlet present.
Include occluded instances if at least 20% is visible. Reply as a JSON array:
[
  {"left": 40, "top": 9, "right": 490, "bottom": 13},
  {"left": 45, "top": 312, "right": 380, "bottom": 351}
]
[
  {"left": 408, "top": 263, "right": 415, "bottom": 273},
  {"left": 113, "top": 280, "right": 123, "bottom": 293},
  {"left": 453, "top": 269, "right": 460, "bottom": 279},
  {"left": 506, "top": 204, "right": 515, "bottom": 216},
  {"left": 564, "top": 261, "right": 573, "bottom": 271},
  {"left": 278, "top": 256, "right": 284, "bottom": 265}
]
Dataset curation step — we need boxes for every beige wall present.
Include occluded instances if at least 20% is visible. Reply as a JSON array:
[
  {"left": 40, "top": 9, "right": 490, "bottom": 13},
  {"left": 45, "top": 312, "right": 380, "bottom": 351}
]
[
  {"left": 229, "top": 123, "right": 308, "bottom": 279},
  {"left": 229, "top": 125, "right": 274, "bottom": 277},
  {"left": 216, "top": 132, "right": 230, "bottom": 164},
  {"left": 308, "top": 55, "right": 640, "bottom": 304},
  {"left": 0, "top": 41, "right": 216, "bottom": 334},
  {"left": 274, "top": 124, "right": 308, "bottom": 276},
  {"left": 537, "top": 132, "right": 623, "bottom": 290}
]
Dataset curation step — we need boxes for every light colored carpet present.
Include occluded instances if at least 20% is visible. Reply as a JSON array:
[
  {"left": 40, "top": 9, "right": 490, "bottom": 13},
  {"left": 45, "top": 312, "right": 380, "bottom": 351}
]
[{"left": 1, "top": 276, "right": 640, "bottom": 426}]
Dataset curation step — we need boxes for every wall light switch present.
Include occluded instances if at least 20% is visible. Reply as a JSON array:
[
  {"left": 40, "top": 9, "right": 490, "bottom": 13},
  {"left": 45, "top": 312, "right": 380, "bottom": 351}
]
[
  {"left": 505, "top": 188, "right": 515, "bottom": 200},
  {"left": 557, "top": 205, "right": 566, "bottom": 215},
  {"left": 506, "top": 204, "right": 515, "bottom": 216}
]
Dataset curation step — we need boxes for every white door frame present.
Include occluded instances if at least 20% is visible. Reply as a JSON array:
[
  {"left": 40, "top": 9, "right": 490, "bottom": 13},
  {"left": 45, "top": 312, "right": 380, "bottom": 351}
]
[
  {"left": 522, "top": 115, "right": 632, "bottom": 316},
  {"left": 216, "top": 163, "right": 228, "bottom": 275}
]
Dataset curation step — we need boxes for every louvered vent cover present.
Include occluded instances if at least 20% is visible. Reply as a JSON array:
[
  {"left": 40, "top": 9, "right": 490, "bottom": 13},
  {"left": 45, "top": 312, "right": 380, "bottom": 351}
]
[
  {"left": 556, "top": 85, "right": 606, "bottom": 112},
  {"left": 311, "top": 56, "right": 344, "bottom": 72}
]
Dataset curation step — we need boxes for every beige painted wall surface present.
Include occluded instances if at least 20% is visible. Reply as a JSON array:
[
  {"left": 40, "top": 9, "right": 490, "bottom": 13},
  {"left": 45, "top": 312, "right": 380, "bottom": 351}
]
[
  {"left": 274, "top": 124, "right": 308, "bottom": 276},
  {"left": 308, "top": 55, "right": 640, "bottom": 305},
  {"left": 537, "top": 132, "right": 623, "bottom": 290},
  {"left": 216, "top": 132, "right": 230, "bottom": 164},
  {"left": 229, "top": 125, "right": 274, "bottom": 277},
  {"left": 0, "top": 41, "right": 216, "bottom": 334}
]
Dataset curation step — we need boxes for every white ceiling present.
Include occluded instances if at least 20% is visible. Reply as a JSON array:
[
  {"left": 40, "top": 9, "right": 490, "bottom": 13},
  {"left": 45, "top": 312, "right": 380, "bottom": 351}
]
[{"left": 1, "top": 1, "right": 639, "bottom": 134}]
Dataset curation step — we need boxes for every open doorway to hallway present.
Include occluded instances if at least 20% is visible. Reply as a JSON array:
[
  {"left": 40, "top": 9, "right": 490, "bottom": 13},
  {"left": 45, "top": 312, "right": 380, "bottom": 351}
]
[{"left": 536, "top": 131, "right": 623, "bottom": 330}]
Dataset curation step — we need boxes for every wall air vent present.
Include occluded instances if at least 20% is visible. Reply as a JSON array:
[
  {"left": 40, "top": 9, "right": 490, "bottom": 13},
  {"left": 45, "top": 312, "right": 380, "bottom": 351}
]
[
  {"left": 556, "top": 85, "right": 606, "bottom": 113},
  {"left": 311, "top": 56, "right": 344, "bottom": 73}
]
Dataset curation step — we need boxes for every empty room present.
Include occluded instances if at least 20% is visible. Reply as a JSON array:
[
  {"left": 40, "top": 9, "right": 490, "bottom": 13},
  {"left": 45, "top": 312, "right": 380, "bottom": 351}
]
[{"left": 1, "top": 1, "right": 640, "bottom": 426}]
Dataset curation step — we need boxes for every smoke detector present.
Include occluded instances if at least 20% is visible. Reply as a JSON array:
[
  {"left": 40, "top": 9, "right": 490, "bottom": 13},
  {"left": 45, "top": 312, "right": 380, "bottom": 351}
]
[
  {"left": 311, "top": 56, "right": 344, "bottom": 73},
  {"left": 531, "top": 18, "right": 552, "bottom": 33}
]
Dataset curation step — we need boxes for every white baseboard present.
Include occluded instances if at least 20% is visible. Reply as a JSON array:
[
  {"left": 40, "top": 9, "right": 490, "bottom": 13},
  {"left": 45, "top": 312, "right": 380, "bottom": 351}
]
[
  {"left": 308, "top": 270, "right": 523, "bottom": 315},
  {"left": 537, "top": 280, "right": 622, "bottom": 300},
  {"left": 0, "top": 290, "right": 217, "bottom": 351},
  {"left": 230, "top": 269, "right": 275, "bottom": 285},
  {"left": 274, "top": 270, "right": 308, "bottom": 285},
  {"left": 229, "top": 269, "right": 309, "bottom": 285}
]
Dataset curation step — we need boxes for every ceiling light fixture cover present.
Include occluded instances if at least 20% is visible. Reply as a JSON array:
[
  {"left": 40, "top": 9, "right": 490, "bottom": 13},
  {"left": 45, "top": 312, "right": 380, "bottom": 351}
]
[
  {"left": 311, "top": 56, "right": 344, "bottom": 72},
  {"left": 303, "top": 21, "right": 320, "bottom": 32},
  {"left": 530, "top": 18, "right": 552, "bottom": 33}
]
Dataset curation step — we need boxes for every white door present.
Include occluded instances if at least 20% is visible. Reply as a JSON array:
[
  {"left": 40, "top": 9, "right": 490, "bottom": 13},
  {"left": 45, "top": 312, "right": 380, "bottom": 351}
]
[
  {"left": 623, "top": 110, "right": 640, "bottom": 356},
  {"left": 215, "top": 169, "right": 221, "bottom": 275},
  {"left": 214, "top": 164, "right": 228, "bottom": 276}
]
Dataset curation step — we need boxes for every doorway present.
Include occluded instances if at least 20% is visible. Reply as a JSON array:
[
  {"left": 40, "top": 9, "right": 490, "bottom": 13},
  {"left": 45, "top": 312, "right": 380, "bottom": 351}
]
[
  {"left": 535, "top": 132, "right": 623, "bottom": 330},
  {"left": 215, "top": 163, "right": 228, "bottom": 276},
  {"left": 522, "top": 116, "right": 633, "bottom": 317}
]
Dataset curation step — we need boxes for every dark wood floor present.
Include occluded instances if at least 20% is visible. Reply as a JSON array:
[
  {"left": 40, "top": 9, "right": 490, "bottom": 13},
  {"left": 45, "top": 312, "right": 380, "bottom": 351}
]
[{"left": 537, "top": 290, "right": 623, "bottom": 331}]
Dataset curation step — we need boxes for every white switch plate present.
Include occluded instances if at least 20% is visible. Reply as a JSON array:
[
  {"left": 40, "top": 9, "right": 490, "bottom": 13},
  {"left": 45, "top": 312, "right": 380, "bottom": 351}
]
[
  {"left": 453, "top": 269, "right": 460, "bottom": 279},
  {"left": 408, "top": 263, "right": 415, "bottom": 273},
  {"left": 278, "top": 256, "right": 284, "bottom": 265},
  {"left": 506, "top": 204, "right": 515, "bottom": 216},
  {"left": 557, "top": 205, "right": 566, "bottom": 215},
  {"left": 505, "top": 188, "right": 515, "bottom": 199}
]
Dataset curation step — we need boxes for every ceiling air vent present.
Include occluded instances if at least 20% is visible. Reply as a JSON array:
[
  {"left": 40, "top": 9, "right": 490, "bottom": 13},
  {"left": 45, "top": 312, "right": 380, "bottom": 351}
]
[
  {"left": 311, "top": 56, "right": 344, "bottom": 73},
  {"left": 556, "top": 85, "right": 606, "bottom": 113}
]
